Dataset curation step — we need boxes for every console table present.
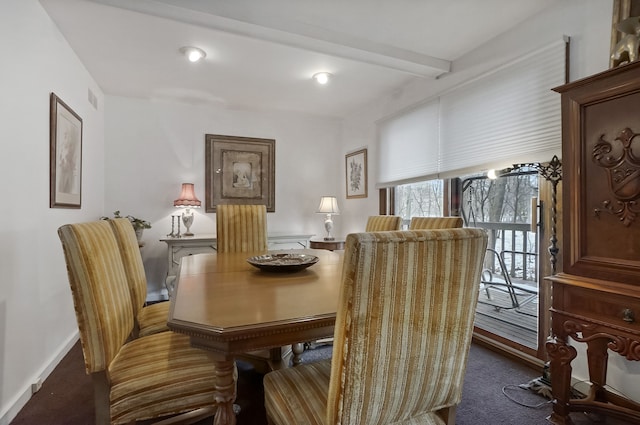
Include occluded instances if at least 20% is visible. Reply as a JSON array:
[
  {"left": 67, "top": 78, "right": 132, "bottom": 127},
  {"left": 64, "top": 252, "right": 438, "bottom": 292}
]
[
  {"left": 547, "top": 62, "right": 640, "bottom": 424},
  {"left": 160, "top": 233, "right": 314, "bottom": 294},
  {"left": 309, "top": 238, "right": 345, "bottom": 251}
]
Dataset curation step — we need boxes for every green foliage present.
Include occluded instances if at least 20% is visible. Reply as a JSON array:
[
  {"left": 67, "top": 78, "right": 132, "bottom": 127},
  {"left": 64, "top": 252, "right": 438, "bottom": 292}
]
[{"left": 101, "top": 210, "right": 152, "bottom": 230}]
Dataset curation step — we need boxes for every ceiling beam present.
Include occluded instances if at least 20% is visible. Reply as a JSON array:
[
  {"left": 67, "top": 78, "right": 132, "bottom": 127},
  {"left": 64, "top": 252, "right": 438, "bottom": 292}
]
[{"left": 90, "top": 0, "right": 451, "bottom": 78}]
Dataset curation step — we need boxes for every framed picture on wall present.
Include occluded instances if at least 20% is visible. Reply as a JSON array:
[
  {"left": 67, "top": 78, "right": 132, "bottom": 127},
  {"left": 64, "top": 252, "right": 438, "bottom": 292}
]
[
  {"left": 205, "top": 134, "right": 276, "bottom": 212},
  {"left": 345, "top": 148, "right": 367, "bottom": 199},
  {"left": 50, "top": 93, "right": 83, "bottom": 208}
]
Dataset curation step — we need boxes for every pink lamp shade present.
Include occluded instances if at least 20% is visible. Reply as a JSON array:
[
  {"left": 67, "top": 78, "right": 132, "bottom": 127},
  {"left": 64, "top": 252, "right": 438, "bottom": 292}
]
[{"left": 173, "top": 183, "right": 201, "bottom": 208}]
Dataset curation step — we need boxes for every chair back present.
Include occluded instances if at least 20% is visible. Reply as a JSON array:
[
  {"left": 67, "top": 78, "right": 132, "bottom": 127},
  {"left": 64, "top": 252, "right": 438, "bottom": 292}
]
[
  {"left": 327, "top": 228, "right": 488, "bottom": 424},
  {"left": 364, "top": 215, "right": 402, "bottom": 231},
  {"left": 109, "top": 218, "right": 147, "bottom": 317},
  {"left": 216, "top": 204, "right": 268, "bottom": 253},
  {"left": 409, "top": 216, "right": 463, "bottom": 230},
  {"left": 58, "top": 221, "right": 134, "bottom": 374}
]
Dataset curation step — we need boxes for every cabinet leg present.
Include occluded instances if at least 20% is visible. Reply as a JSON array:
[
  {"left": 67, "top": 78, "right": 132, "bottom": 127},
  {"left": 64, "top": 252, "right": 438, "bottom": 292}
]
[
  {"left": 546, "top": 337, "right": 577, "bottom": 424},
  {"left": 585, "top": 337, "right": 610, "bottom": 402}
]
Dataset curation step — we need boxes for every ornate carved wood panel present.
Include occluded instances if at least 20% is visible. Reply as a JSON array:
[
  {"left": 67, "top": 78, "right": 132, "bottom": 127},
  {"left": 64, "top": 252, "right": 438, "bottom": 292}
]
[{"left": 556, "top": 61, "right": 640, "bottom": 285}]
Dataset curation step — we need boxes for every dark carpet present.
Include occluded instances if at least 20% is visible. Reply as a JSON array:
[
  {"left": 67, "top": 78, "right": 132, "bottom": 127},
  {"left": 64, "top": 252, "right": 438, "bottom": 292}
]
[{"left": 10, "top": 340, "right": 632, "bottom": 424}]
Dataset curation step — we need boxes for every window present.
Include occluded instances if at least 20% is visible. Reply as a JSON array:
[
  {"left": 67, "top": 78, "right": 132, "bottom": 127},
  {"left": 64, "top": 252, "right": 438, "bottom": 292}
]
[
  {"left": 461, "top": 168, "right": 540, "bottom": 351},
  {"left": 461, "top": 169, "right": 538, "bottom": 278},
  {"left": 395, "top": 179, "right": 443, "bottom": 228}
]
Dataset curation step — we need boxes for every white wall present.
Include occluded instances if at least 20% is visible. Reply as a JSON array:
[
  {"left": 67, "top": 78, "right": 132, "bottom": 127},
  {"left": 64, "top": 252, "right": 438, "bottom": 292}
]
[
  {"left": 103, "top": 97, "right": 343, "bottom": 297},
  {"left": 341, "top": 0, "right": 640, "bottom": 402},
  {"left": 0, "top": 1, "right": 105, "bottom": 423}
]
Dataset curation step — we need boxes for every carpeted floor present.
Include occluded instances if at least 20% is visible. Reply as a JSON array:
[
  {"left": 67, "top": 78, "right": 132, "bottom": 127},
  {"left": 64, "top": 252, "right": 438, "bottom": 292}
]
[{"left": 10, "top": 340, "right": 634, "bottom": 424}]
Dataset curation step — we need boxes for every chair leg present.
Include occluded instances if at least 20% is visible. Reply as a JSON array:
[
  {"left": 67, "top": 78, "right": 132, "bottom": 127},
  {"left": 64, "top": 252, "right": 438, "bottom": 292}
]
[
  {"left": 439, "top": 405, "right": 457, "bottom": 424},
  {"left": 91, "top": 372, "right": 111, "bottom": 425}
]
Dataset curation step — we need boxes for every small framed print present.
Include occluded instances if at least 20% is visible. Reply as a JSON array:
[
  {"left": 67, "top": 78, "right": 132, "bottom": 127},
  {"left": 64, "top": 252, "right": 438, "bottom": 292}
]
[
  {"left": 205, "top": 134, "right": 276, "bottom": 212},
  {"left": 345, "top": 148, "right": 367, "bottom": 199},
  {"left": 50, "top": 93, "right": 83, "bottom": 208}
]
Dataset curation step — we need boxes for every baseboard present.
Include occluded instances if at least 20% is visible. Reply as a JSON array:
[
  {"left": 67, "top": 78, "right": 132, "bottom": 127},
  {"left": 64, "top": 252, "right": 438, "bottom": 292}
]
[
  {"left": 0, "top": 332, "right": 79, "bottom": 425},
  {"left": 472, "top": 332, "right": 544, "bottom": 371}
]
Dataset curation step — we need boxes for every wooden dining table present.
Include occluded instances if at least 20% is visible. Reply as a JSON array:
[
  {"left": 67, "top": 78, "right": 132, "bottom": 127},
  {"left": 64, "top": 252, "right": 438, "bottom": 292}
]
[{"left": 167, "top": 248, "right": 344, "bottom": 425}]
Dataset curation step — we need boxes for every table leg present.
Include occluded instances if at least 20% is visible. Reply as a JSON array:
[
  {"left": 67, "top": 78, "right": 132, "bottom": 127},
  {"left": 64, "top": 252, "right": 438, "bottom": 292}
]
[
  {"left": 213, "top": 359, "right": 237, "bottom": 425},
  {"left": 291, "top": 343, "right": 305, "bottom": 366}
]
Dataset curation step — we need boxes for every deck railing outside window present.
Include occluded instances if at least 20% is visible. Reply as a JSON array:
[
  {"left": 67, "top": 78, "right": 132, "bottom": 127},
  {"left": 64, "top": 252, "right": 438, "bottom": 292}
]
[{"left": 478, "top": 221, "right": 538, "bottom": 283}]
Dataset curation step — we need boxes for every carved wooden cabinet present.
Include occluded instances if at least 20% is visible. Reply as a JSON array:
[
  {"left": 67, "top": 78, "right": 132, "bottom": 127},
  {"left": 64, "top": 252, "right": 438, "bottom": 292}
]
[{"left": 547, "top": 62, "right": 640, "bottom": 424}]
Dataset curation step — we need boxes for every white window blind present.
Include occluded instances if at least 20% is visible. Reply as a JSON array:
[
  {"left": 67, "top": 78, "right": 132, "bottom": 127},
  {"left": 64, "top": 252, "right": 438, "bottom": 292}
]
[
  {"left": 376, "top": 99, "right": 440, "bottom": 188},
  {"left": 376, "top": 39, "right": 567, "bottom": 187},
  {"left": 439, "top": 40, "right": 566, "bottom": 177}
]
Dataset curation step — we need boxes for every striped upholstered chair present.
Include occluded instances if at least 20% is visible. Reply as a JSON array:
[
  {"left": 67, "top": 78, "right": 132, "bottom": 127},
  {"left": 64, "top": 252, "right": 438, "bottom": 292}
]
[
  {"left": 409, "top": 216, "right": 464, "bottom": 230},
  {"left": 109, "top": 218, "right": 169, "bottom": 338},
  {"left": 364, "top": 215, "right": 402, "bottom": 231},
  {"left": 264, "top": 228, "right": 488, "bottom": 425},
  {"left": 216, "top": 204, "right": 281, "bottom": 368},
  {"left": 58, "top": 220, "right": 221, "bottom": 425},
  {"left": 216, "top": 204, "right": 268, "bottom": 252}
]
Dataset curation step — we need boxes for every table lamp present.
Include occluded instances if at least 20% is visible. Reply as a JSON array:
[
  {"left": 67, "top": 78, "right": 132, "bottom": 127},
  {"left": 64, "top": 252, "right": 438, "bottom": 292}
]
[
  {"left": 316, "top": 196, "right": 340, "bottom": 241},
  {"left": 174, "top": 183, "right": 201, "bottom": 236}
]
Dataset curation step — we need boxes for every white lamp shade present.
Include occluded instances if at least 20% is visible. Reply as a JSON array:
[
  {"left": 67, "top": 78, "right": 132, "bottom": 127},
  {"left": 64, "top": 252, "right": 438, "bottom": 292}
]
[{"left": 317, "top": 196, "right": 340, "bottom": 214}]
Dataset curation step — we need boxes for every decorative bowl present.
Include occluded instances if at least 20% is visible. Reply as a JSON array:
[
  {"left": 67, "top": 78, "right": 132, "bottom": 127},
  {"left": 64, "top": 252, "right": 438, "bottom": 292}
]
[{"left": 247, "top": 253, "right": 319, "bottom": 272}]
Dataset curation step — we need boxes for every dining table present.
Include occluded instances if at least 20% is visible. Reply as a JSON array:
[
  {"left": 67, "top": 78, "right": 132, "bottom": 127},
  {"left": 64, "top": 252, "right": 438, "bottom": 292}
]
[{"left": 167, "top": 248, "right": 344, "bottom": 425}]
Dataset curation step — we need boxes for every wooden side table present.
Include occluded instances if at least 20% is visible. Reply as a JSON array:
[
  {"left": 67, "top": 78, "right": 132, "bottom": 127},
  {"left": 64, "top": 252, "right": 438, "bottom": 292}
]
[{"left": 310, "top": 238, "right": 345, "bottom": 251}]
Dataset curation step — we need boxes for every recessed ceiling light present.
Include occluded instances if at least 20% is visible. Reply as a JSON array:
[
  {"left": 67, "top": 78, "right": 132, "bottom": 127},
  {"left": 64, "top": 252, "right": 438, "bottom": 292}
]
[
  {"left": 312, "top": 72, "right": 332, "bottom": 85},
  {"left": 179, "top": 46, "right": 206, "bottom": 62}
]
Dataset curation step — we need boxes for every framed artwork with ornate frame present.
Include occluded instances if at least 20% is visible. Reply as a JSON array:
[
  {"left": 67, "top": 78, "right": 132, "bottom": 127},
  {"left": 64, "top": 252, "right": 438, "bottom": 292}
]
[
  {"left": 205, "top": 134, "right": 275, "bottom": 213},
  {"left": 50, "top": 93, "right": 83, "bottom": 208},
  {"left": 345, "top": 148, "right": 367, "bottom": 199}
]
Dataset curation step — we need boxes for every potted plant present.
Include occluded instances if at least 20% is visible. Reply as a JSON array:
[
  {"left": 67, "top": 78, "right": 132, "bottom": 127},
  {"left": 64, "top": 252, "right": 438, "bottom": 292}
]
[{"left": 101, "top": 211, "right": 151, "bottom": 241}]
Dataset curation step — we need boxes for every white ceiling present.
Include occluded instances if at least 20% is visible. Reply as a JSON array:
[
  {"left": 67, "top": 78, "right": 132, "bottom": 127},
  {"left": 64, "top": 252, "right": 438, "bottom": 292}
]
[{"left": 39, "top": 0, "right": 560, "bottom": 118}]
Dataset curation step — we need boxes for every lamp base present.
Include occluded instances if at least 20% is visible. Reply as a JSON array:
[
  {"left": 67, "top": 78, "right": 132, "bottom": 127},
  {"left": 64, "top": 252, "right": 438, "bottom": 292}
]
[
  {"left": 323, "top": 214, "right": 335, "bottom": 242},
  {"left": 181, "top": 210, "right": 194, "bottom": 237}
]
